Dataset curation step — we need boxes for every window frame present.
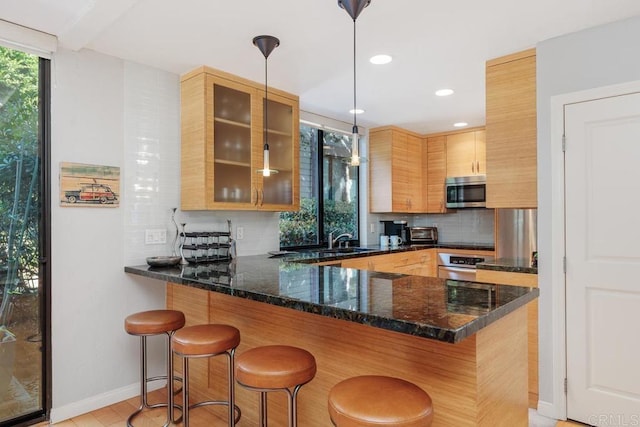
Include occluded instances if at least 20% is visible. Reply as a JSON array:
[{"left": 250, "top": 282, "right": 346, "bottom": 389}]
[{"left": 279, "top": 124, "right": 360, "bottom": 250}]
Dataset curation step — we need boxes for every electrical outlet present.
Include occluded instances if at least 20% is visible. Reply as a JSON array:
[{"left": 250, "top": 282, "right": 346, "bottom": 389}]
[
  {"left": 370, "top": 223, "right": 375, "bottom": 233},
  {"left": 236, "top": 226, "right": 244, "bottom": 240},
  {"left": 145, "top": 229, "right": 167, "bottom": 245}
]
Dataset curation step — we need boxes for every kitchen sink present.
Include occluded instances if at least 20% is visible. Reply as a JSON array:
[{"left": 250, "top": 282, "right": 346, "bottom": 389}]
[{"left": 319, "top": 247, "right": 376, "bottom": 254}]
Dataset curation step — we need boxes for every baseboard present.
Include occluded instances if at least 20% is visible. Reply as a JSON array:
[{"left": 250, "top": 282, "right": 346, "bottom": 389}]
[
  {"left": 538, "top": 399, "right": 565, "bottom": 421},
  {"left": 49, "top": 380, "right": 165, "bottom": 423}
]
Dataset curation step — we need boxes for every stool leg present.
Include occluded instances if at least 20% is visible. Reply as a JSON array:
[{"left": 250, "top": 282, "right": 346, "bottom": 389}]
[
  {"left": 183, "top": 355, "right": 190, "bottom": 427},
  {"left": 166, "top": 332, "right": 175, "bottom": 424},
  {"left": 126, "top": 336, "right": 147, "bottom": 427},
  {"left": 227, "top": 349, "right": 236, "bottom": 427},
  {"left": 259, "top": 391, "right": 268, "bottom": 427},
  {"left": 288, "top": 385, "right": 303, "bottom": 427}
]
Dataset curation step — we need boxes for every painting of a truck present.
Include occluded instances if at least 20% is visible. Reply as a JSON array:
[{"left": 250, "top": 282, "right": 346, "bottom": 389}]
[
  {"left": 65, "top": 183, "right": 118, "bottom": 204},
  {"left": 59, "top": 162, "right": 120, "bottom": 208}
]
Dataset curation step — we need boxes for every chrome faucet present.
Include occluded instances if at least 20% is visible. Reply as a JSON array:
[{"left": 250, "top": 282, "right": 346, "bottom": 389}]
[{"left": 328, "top": 232, "right": 353, "bottom": 249}]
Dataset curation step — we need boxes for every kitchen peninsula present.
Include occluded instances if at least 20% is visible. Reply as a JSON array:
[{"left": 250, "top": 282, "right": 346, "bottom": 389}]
[{"left": 125, "top": 253, "right": 538, "bottom": 426}]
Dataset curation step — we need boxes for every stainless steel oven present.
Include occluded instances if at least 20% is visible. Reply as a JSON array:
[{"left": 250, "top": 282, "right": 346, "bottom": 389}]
[{"left": 437, "top": 252, "right": 494, "bottom": 281}]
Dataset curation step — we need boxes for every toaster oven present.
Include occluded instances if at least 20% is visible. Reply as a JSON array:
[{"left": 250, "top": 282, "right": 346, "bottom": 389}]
[{"left": 408, "top": 227, "right": 438, "bottom": 244}]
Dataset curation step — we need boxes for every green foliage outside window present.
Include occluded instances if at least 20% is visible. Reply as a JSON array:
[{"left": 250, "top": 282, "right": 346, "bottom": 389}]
[{"left": 0, "top": 47, "right": 40, "bottom": 325}]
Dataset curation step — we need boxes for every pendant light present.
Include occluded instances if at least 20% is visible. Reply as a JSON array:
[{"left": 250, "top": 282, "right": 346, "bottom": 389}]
[
  {"left": 339, "top": 0, "right": 371, "bottom": 167},
  {"left": 253, "top": 35, "right": 280, "bottom": 177}
]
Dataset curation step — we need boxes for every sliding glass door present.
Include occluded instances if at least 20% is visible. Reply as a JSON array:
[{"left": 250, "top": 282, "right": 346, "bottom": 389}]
[{"left": 0, "top": 45, "right": 50, "bottom": 425}]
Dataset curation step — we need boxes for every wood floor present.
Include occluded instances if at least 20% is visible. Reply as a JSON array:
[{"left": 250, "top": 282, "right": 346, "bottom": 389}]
[{"left": 28, "top": 389, "right": 591, "bottom": 426}]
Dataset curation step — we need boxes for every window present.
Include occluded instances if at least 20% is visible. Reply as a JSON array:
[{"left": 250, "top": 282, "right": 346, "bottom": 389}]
[
  {"left": 279, "top": 124, "right": 359, "bottom": 248},
  {"left": 0, "top": 45, "right": 51, "bottom": 424}
]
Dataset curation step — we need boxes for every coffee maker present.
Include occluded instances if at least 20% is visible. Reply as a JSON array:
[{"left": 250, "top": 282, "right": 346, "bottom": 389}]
[{"left": 380, "top": 220, "right": 408, "bottom": 242}]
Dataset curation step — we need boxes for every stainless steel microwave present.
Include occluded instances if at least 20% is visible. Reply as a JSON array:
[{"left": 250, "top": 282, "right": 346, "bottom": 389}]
[{"left": 445, "top": 175, "right": 486, "bottom": 208}]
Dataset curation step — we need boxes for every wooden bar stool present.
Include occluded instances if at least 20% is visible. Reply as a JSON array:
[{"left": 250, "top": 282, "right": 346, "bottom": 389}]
[
  {"left": 235, "top": 345, "right": 317, "bottom": 427},
  {"left": 328, "top": 375, "right": 434, "bottom": 427},
  {"left": 171, "top": 324, "right": 241, "bottom": 427},
  {"left": 124, "top": 309, "right": 185, "bottom": 427}
]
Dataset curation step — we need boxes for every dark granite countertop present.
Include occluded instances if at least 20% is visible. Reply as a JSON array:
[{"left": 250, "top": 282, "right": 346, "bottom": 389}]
[
  {"left": 125, "top": 253, "right": 537, "bottom": 344},
  {"left": 477, "top": 258, "right": 538, "bottom": 275},
  {"left": 287, "top": 242, "right": 495, "bottom": 264}
]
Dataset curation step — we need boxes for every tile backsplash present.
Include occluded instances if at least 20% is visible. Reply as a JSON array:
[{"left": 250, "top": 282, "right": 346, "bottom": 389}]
[
  {"left": 122, "top": 62, "right": 280, "bottom": 264},
  {"left": 369, "top": 209, "right": 495, "bottom": 245},
  {"left": 413, "top": 209, "right": 495, "bottom": 244}
]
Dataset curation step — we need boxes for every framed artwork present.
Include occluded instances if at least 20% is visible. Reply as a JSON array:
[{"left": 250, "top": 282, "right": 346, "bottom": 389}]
[{"left": 59, "top": 162, "right": 120, "bottom": 207}]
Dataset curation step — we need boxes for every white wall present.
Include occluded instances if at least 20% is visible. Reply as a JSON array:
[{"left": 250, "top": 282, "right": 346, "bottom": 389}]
[
  {"left": 536, "top": 15, "right": 640, "bottom": 418},
  {"left": 50, "top": 49, "right": 280, "bottom": 422}
]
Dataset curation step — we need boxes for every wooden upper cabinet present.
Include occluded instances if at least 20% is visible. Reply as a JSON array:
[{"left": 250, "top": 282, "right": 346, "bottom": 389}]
[
  {"left": 180, "top": 66, "right": 299, "bottom": 211},
  {"left": 369, "top": 126, "right": 425, "bottom": 213},
  {"left": 445, "top": 129, "right": 486, "bottom": 177},
  {"left": 425, "top": 136, "right": 448, "bottom": 213},
  {"left": 485, "top": 48, "right": 537, "bottom": 208}
]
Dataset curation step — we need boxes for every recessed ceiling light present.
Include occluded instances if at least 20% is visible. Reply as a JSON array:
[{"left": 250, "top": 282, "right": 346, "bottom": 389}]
[
  {"left": 435, "top": 88, "right": 454, "bottom": 97},
  {"left": 349, "top": 108, "right": 365, "bottom": 115},
  {"left": 370, "top": 54, "right": 392, "bottom": 65},
  {"left": 453, "top": 122, "right": 468, "bottom": 128}
]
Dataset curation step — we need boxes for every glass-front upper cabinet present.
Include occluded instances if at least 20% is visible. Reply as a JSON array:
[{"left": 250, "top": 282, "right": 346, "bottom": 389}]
[
  {"left": 256, "top": 94, "right": 299, "bottom": 210},
  {"left": 180, "top": 66, "right": 299, "bottom": 211}
]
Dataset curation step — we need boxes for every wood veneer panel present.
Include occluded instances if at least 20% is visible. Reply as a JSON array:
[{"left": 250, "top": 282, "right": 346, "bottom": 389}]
[
  {"left": 476, "top": 307, "right": 528, "bottom": 426},
  {"left": 168, "top": 282, "right": 531, "bottom": 426},
  {"left": 368, "top": 128, "right": 393, "bottom": 212},
  {"left": 486, "top": 49, "right": 537, "bottom": 208},
  {"left": 426, "top": 136, "right": 447, "bottom": 213},
  {"left": 180, "top": 72, "right": 207, "bottom": 210},
  {"left": 476, "top": 269, "right": 539, "bottom": 408}
]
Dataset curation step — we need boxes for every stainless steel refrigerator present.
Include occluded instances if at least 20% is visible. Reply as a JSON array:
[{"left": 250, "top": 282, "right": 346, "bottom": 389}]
[{"left": 495, "top": 209, "right": 537, "bottom": 265}]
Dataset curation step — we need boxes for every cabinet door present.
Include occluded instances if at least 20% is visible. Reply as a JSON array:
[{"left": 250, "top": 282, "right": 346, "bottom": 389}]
[
  {"left": 369, "top": 127, "right": 424, "bottom": 213},
  {"left": 406, "top": 134, "right": 424, "bottom": 212},
  {"left": 426, "top": 136, "right": 447, "bottom": 213},
  {"left": 391, "top": 130, "right": 411, "bottom": 212},
  {"left": 486, "top": 49, "right": 537, "bottom": 208},
  {"left": 212, "top": 81, "right": 255, "bottom": 207},
  {"left": 181, "top": 72, "right": 257, "bottom": 210},
  {"left": 474, "top": 130, "right": 486, "bottom": 175},
  {"left": 368, "top": 129, "right": 394, "bottom": 213},
  {"left": 256, "top": 92, "right": 300, "bottom": 210},
  {"left": 446, "top": 131, "right": 477, "bottom": 177}
]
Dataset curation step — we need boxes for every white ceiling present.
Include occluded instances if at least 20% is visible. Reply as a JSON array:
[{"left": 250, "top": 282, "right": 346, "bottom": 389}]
[{"left": 2, "top": 0, "right": 640, "bottom": 134}]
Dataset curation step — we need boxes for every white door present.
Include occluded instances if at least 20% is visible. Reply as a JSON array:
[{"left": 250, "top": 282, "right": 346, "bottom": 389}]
[{"left": 565, "top": 92, "right": 640, "bottom": 426}]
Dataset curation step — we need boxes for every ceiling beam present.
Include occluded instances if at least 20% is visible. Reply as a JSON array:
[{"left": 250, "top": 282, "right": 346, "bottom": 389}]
[{"left": 58, "top": 0, "right": 140, "bottom": 51}]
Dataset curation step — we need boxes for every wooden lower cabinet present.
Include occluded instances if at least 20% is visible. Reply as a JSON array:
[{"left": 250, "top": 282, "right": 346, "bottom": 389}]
[
  {"left": 475, "top": 269, "right": 538, "bottom": 408},
  {"left": 167, "top": 282, "right": 528, "bottom": 426},
  {"left": 341, "top": 249, "right": 437, "bottom": 277}
]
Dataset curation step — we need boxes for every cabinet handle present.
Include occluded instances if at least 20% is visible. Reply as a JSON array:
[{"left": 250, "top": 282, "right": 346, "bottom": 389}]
[
  {"left": 477, "top": 160, "right": 480, "bottom": 174},
  {"left": 260, "top": 189, "right": 264, "bottom": 206},
  {"left": 254, "top": 188, "right": 259, "bottom": 206},
  {"left": 471, "top": 161, "right": 475, "bottom": 174}
]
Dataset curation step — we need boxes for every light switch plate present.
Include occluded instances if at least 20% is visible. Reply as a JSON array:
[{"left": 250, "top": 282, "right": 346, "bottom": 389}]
[{"left": 145, "top": 229, "right": 167, "bottom": 245}]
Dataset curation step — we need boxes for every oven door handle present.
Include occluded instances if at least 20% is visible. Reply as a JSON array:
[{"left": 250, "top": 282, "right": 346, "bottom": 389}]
[
  {"left": 437, "top": 265, "right": 476, "bottom": 280},
  {"left": 438, "top": 266, "right": 474, "bottom": 273}
]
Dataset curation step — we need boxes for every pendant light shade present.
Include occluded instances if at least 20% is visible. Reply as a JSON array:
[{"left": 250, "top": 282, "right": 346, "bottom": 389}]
[
  {"left": 338, "top": 0, "right": 371, "bottom": 20},
  {"left": 253, "top": 35, "right": 280, "bottom": 176},
  {"left": 338, "top": 0, "right": 370, "bottom": 167}
]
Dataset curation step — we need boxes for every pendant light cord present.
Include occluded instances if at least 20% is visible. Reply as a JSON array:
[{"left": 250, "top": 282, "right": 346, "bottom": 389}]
[
  {"left": 264, "top": 56, "right": 269, "bottom": 148},
  {"left": 353, "top": 18, "right": 357, "bottom": 130}
]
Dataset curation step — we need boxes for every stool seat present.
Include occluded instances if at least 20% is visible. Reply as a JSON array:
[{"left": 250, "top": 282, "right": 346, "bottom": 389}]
[
  {"left": 328, "top": 376, "right": 433, "bottom": 427},
  {"left": 236, "top": 345, "right": 317, "bottom": 390},
  {"left": 171, "top": 324, "right": 241, "bottom": 427},
  {"left": 125, "top": 309, "right": 185, "bottom": 335},
  {"left": 172, "top": 324, "right": 241, "bottom": 356}
]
